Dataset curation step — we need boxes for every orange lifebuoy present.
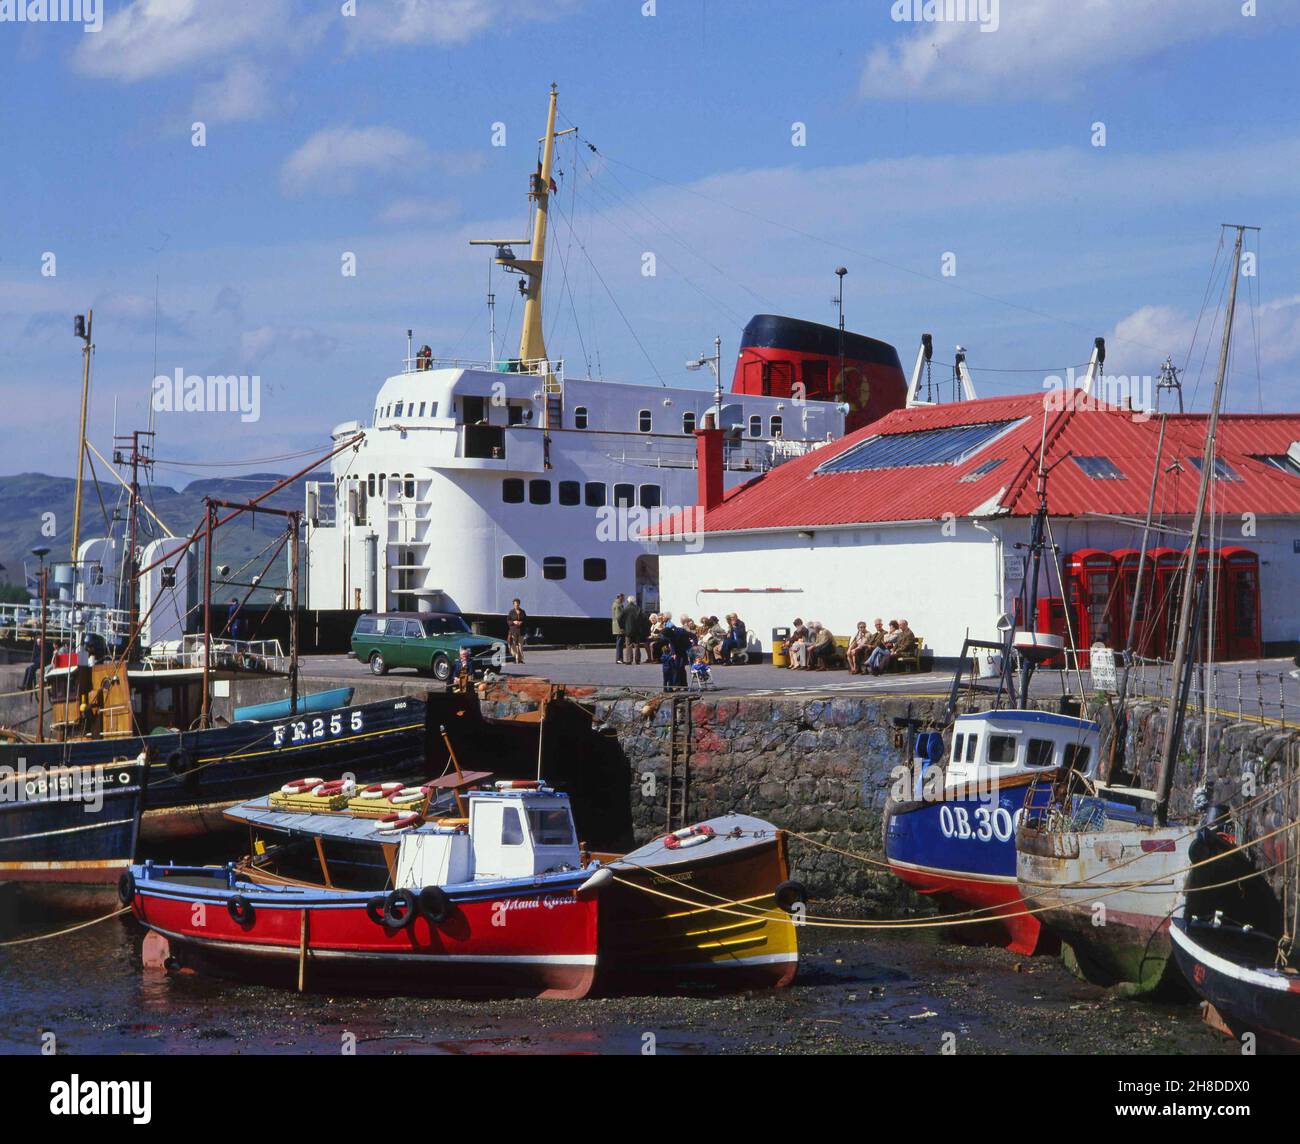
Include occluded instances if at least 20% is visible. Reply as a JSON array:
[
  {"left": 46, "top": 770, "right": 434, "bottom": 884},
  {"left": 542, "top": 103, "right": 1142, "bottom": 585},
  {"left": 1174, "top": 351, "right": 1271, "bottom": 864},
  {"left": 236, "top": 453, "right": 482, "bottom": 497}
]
[{"left": 663, "top": 823, "right": 715, "bottom": 850}]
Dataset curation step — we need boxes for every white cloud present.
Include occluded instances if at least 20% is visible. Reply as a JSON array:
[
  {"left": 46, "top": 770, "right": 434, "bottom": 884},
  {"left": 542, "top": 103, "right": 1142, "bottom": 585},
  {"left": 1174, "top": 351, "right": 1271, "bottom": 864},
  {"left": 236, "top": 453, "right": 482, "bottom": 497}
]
[
  {"left": 377, "top": 196, "right": 460, "bottom": 225},
  {"left": 346, "top": 0, "right": 584, "bottom": 47},
  {"left": 190, "top": 59, "right": 270, "bottom": 124},
  {"left": 280, "top": 126, "right": 430, "bottom": 196},
  {"left": 74, "top": 0, "right": 297, "bottom": 83},
  {"left": 862, "top": 0, "right": 1292, "bottom": 101}
]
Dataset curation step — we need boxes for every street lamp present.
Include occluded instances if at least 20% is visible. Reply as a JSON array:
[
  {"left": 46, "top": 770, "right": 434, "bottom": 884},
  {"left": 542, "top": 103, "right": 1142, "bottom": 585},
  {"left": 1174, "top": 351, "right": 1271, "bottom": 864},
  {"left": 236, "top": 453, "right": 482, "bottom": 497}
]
[{"left": 686, "top": 335, "right": 724, "bottom": 425}]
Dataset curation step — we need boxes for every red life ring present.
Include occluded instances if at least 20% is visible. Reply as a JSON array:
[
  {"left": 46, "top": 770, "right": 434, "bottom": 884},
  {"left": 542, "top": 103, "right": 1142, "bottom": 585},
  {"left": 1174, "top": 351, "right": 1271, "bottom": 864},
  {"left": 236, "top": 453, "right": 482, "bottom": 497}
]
[
  {"left": 280, "top": 776, "right": 325, "bottom": 794},
  {"left": 663, "top": 823, "right": 715, "bottom": 850},
  {"left": 377, "top": 811, "right": 424, "bottom": 833},
  {"left": 360, "top": 782, "right": 403, "bottom": 800},
  {"left": 310, "top": 780, "right": 348, "bottom": 797}
]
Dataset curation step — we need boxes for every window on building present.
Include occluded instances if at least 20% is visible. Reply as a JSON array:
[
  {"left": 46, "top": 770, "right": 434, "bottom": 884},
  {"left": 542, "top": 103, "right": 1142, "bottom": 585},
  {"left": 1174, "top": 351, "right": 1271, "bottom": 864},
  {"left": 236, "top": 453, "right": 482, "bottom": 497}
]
[
  {"left": 585, "top": 482, "right": 606, "bottom": 507},
  {"left": 1026, "top": 738, "right": 1056, "bottom": 767},
  {"left": 558, "top": 480, "right": 581, "bottom": 506},
  {"left": 771, "top": 415, "right": 783, "bottom": 438},
  {"left": 960, "top": 457, "right": 1006, "bottom": 483},
  {"left": 749, "top": 414, "right": 762, "bottom": 438},
  {"left": 543, "top": 556, "right": 566, "bottom": 580},
  {"left": 502, "top": 479, "right": 524, "bottom": 504},
  {"left": 817, "top": 419, "right": 1022, "bottom": 474},
  {"left": 638, "top": 409, "right": 652, "bottom": 433},
  {"left": 613, "top": 483, "right": 635, "bottom": 507},
  {"left": 1073, "top": 455, "right": 1126, "bottom": 480},
  {"left": 583, "top": 557, "right": 607, "bottom": 581},
  {"left": 987, "top": 735, "right": 1018, "bottom": 764},
  {"left": 502, "top": 555, "right": 526, "bottom": 579},
  {"left": 573, "top": 406, "right": 588, "bottom": 429},
  {"left": 1251, "top": 454, "right": 1300, "bottom": 476},
  {"left": 682, "top": 411, "right": 696, "bottom": 434},
  {"left": 1188, "top": 456, "right": 1243, "bottom": 482},
  {"left": 639, "top": 484, "right": 661, "bottom": 508},
  {"left": 529, "top": 479, "right": 551, "bottom": 505}
]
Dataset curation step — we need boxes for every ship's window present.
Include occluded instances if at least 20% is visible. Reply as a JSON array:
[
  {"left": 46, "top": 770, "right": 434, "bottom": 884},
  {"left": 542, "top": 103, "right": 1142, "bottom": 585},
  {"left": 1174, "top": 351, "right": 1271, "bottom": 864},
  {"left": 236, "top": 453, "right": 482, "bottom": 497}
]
[
  {"left": 558, "top": 480, "right": 581, "bottom": 506},
  {"left": 502, "top": 479, "right": 524, "bottom": 503},
  {"left": 394, "top": 402, "right": 404, "bottom": 418},
  {"left": 463, "top": 395, "right": 486, "bottom": 424},
  {"left": 585, "top": 482, "right": 606, "bottom": 507},
  {"left": 963, "top": 735, "right": 977, "bottom": 762},
  {"left": 639, "top": 485, "right": 661, "bottom": 509},
  {"left": 682, "top": 411, "right": 696, "bottom": 434},
  {"left": 418, "top": 402, "right": 426, "bottom": 417},
  {"left": 1026, "top": 738, "right": 1056, "bottom": 767},
  {"left": 543, "top": 556, "right": 566, "bottom": 580},
  {"left": 1073, "top": 455, "right": 1126, "bottom": 480},
  {"left": 529, "top": 479, "right": 551, "bottom": 505},
  {"left": 367, "top": 474, "right": 376, "bottom": 497},
  {"left": 749, "top": 414, "right": 762, "bottom": 438},
  {"left": 378, "top": 474, "right": 386, "bottom": 495},
  {"left": 771, "top": 415, "right": 783, "bottom": 438},
  {"left": 502, "top": 555, "right": 526, "bottom": 579},
  {"left": 404, "top": 474, "right": 415, "bottom": 498},
  {"left": 583, "top": 557, "right": 607, "bottom": 582},
  {"left": 613, "top": 483, "right": 634, "bottom": 507},
  {"left": 1064, "top": 743, "right": 1091, "bottom": 773},
  {"left": 501, "top": 806, "right": 525, "bottom": 846},
  {"left": 638, "top": 409, "right": 652, "bottom": 433},
  {"left": 987, "top": 734, "right": 1018, "bottom": 765},
  {"left": 573, "top": 406, "right": 588, "bottom": 429},
  {"left": 528, "top": 808, "right": 574, "bottom": 847},
  {"left": 508, "top": 404, "right": 524, "bottom": 426},
  {"left": 952, "top": 733, "right": 964, "bottom": 762}
]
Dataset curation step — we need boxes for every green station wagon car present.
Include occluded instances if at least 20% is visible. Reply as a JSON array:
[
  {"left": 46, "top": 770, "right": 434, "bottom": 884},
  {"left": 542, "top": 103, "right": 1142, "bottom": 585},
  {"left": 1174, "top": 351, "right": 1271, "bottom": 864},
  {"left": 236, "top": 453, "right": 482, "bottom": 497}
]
[{"left": 350, "top": 612, "right": 505, "bottom": 682}]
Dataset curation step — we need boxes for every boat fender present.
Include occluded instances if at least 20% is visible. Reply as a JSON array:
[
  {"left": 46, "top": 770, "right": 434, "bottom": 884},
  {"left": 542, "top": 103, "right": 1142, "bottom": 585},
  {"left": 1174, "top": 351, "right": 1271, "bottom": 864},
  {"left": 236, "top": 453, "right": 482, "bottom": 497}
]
[
  {"left": 774, "top": 880, "right": 808, "bottom": 914},
  {"left": 418, "top": 886, "right": 452, "bottom": 923},
  {"left": 227, "top": 895, "right": 256, "bottom": 927},
  {"left": 383, "top": 888, "right": 418, "bottom": 930},
  {"left": 360, "top": 782, "right": 404, "bottom": 800},
  {"left": 494, "top": 780, "right": 541, "bottom": 790},
  {"left": 376, "top": 811, "right": 424, "bottom": 833},
  {"left": 281, "top": 776, "right": 325, "bottom": 794},
  {"left": 117, "top": 869, "right": 135, "bottom": 906},
  {"left": 365, "top": 896, "right": 387, "bottom": 926},
  {"left": 663, "top": 823, "right": 715, "bottom": 850},
  {"left": 576, "top": 867, "right": 613, "bottom": 899},
  {"left": 166, "top": 747, "right": 196, "bottom": 776}
]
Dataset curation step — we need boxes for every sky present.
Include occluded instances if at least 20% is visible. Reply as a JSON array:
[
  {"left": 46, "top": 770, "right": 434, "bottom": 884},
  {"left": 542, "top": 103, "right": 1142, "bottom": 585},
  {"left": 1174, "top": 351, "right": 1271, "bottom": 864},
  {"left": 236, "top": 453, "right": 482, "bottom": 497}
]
[{"left": 1, "top": 0, "right": 1298, "bottom": 481}]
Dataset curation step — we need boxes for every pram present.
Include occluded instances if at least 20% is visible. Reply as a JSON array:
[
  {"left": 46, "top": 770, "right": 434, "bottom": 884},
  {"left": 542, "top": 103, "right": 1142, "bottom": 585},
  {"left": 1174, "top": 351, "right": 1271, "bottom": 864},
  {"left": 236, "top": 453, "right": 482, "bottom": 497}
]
[{"left": 686, "top": 651, "right": 716, "bottom": 692}]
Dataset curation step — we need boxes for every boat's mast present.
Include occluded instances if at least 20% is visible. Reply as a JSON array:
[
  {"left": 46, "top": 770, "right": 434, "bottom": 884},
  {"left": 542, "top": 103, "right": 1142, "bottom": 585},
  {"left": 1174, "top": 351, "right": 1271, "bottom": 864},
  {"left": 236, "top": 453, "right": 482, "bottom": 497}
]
[
  {"left": 289, "top": 511, "right": 300, "bottom": 716},
  {"left": 1017, "top": 460, "right": 1050, "bottom": 709},
  {"left": 71, "top": 310, "right": 93, "bottom": 568},
  {"left": 516, "top": 85, "right": 559, "bottom": 366},
  {"left": 1154, "top": 224, "right": 1252, "bottom": 825}
]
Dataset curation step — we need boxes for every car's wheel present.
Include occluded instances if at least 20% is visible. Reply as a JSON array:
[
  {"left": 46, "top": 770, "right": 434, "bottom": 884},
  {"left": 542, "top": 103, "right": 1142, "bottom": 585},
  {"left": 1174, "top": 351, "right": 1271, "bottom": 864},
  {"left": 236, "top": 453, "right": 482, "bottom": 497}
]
[
  {"left": 431, "top": 653, "right": 451, "bottom": 682},
  {"left": 369, "top": 651, "right": 388, "bottom": 676}
]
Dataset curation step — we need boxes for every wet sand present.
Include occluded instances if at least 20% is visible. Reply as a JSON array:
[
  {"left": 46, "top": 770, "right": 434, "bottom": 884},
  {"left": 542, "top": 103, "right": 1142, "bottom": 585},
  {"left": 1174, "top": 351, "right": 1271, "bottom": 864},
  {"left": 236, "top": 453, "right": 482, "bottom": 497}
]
[{"left": 0, "top": 910, "right": 1233, "bottom": 1055}]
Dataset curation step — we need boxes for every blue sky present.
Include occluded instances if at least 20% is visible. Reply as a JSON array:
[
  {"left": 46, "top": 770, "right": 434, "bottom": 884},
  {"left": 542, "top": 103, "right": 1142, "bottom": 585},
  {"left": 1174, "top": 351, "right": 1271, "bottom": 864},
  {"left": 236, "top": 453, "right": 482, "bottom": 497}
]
[{"left": 2, "top": 0, "right": 1299, "bottom": 480}]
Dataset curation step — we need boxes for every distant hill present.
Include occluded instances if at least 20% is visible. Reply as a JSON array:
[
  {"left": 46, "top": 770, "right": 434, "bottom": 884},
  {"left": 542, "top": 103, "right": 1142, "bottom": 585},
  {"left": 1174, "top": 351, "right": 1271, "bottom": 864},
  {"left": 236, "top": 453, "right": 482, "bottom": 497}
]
[{"left": 0, "top": 470, "right": 325, "bottom": 603}]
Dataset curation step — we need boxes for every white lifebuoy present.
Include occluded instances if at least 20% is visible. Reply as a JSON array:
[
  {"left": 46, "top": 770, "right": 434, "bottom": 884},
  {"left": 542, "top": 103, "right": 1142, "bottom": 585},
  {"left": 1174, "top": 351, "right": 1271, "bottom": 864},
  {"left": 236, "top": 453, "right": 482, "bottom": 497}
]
[
  {"left": 663, "top": 823, "right": 716, "bottom": 850},
  {"left": 389, "top": 787, "right": 427, "bottom": 806},
  {"left": 376, "top": 811, "right": 424, "bottom": 833},
  {"left": 360, "top": 782, "right": 403, "bottom": 800},
  {"left": 280, "top": 776, "right": 325, "bottom": 794}
]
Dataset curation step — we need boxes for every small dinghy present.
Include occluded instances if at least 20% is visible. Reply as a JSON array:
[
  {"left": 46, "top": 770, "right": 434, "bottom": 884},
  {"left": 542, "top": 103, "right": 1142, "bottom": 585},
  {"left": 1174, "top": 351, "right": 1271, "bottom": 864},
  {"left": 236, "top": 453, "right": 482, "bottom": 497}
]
[{"left": 125, "top": 771, "right": 800, "bottom": 998}]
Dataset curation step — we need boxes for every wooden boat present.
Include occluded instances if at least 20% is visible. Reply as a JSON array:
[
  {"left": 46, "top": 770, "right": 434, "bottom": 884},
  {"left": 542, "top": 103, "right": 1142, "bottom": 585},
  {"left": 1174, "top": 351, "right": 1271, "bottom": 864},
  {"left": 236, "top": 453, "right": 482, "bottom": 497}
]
[
  {"left": 1170, "top": 913, "right": 1300, "bottom": 1053},
  {"left": 125, "top": 776, "right": 799, "bottom": 998}
]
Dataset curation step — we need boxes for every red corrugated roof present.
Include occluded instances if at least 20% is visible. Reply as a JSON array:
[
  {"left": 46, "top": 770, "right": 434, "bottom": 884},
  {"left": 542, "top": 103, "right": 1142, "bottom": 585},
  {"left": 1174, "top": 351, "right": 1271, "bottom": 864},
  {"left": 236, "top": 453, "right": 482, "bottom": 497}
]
[{"left": 654, "top": 393, "right": 1300, "bottom": 535}]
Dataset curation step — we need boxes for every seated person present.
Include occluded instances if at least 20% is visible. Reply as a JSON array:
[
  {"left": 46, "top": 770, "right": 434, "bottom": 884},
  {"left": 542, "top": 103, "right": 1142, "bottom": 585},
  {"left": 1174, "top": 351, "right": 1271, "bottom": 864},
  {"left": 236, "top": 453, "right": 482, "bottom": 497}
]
[
  {"left": 866, "top": 620, "right": 902, "bottom": 675},
  {"left": 718, "top": 613, "right": 747, "bottom": 664},
  {"left": 892, "top": 619, "right": 918, "bottom": 667},
  {"left": 846, "top": 621, "right": 871, "bottom": 674},
  {"left": 700, "top": 616, "right": 726, "bottom": 663},
  {"left": 807, "top": 622, "right": 835, "bottom": 671},
  {"left": 785, "top": 618, "right": 810, "bottom": 669},
  {"left": 452, "top": 646, "right": 475, "bottom": 690}
]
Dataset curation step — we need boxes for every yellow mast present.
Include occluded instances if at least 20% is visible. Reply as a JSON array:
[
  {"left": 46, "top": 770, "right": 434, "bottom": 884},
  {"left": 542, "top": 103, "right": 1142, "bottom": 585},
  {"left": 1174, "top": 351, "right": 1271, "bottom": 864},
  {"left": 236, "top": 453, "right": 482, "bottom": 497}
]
[
  {"left": 504, "top": 84, "right": 558, "bottom": 365},
  {"left": 71, "top": 309, "right": 93, "bottom": 564}
]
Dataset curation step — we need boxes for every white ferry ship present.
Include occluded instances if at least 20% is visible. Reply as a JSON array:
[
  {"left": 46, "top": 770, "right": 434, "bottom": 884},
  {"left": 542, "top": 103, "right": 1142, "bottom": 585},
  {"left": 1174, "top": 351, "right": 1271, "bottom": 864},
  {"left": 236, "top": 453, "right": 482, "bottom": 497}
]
[{"left": 304, "top": 87, "right": 908, "bottom": 641}]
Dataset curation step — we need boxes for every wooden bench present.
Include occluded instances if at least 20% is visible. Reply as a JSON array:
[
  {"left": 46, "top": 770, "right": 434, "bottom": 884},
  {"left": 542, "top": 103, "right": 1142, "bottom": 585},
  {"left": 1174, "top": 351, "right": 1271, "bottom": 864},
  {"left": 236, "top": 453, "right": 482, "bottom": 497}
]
[{"left": 890, "top": 637, "right": 925, "bottom": 673}]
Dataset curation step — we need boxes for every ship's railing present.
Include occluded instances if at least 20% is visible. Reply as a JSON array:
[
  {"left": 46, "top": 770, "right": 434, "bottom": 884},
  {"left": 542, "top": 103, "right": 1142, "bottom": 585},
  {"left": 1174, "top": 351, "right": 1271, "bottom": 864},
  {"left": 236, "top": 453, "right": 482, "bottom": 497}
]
[
  {"left": 403, "top": 355, "right": 564, "bottom": 382},
  {"left": 0, "top": 601, "right": 133, "bottom": 646},
  {"left": 603, "top": 434, "right": 821, "bottom": 473},
  {"left": 139, "top": 634, "right": 288, "bottom": 675}
]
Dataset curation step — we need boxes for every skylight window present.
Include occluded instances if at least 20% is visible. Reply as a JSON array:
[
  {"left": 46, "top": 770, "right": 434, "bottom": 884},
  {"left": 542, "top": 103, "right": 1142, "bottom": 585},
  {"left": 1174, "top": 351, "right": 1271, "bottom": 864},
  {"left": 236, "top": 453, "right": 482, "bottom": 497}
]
[
  {"left": 1073, "top": 455, "right": 1126, "bottom": 480},
  {"left": 1250, "top": 454, "right": 1300, "bottom": 477},
  {"left": 959, "top": 457, "right": 1006, "bottom": 483},
  {"left": 816, "top": 419, "right": 1019, "bottom": 474},
  {"left": 1188, "top": 457, "right": 1242, "bottom": 482}
]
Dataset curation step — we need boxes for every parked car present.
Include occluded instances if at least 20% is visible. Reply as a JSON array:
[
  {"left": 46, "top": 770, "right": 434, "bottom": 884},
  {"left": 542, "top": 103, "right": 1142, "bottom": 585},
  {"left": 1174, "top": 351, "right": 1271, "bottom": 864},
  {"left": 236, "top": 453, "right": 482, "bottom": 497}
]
[{"left": 349, "top": 612, "right": 505, "bottom": 681}]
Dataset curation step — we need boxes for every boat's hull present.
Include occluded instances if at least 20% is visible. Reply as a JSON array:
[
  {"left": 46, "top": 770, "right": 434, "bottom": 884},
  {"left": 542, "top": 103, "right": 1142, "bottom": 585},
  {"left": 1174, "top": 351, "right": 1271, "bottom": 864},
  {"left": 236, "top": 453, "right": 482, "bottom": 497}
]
[
  {"left": 1170, "top": 917, "right": 1300, "bottom": 1053},
  {"left": 0, "top": 754, "right": 148, "bottom": 907},
  {"left": 130, "top": 868, "right": 600, "bottom": 999},
  {"left": 1016, "top": 822, "right": 1190, "bottom": 995},
  {"left": 883, "top": 780, "right": 1053, "bottom": 956}
]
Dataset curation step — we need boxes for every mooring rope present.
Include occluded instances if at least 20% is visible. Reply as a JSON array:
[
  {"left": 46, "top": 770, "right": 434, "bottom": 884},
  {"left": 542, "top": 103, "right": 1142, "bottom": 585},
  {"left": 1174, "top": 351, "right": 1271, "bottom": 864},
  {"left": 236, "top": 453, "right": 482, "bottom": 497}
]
[{"left": 0, "top": 905, "right": 129, "bottom": 947}]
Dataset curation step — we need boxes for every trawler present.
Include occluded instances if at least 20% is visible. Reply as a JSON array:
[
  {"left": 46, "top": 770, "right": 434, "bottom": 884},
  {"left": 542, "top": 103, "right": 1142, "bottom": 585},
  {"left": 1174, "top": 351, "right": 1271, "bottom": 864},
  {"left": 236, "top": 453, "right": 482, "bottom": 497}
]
[{"left": 304, "top": 86, "right": 908, "bottom": 641}]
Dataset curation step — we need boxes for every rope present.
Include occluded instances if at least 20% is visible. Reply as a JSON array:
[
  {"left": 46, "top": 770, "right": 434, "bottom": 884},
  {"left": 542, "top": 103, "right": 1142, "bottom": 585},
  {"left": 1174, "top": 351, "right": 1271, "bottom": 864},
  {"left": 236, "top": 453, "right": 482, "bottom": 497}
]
[{"left": 0, "top": 905, "right": 129, "bottom": 946}]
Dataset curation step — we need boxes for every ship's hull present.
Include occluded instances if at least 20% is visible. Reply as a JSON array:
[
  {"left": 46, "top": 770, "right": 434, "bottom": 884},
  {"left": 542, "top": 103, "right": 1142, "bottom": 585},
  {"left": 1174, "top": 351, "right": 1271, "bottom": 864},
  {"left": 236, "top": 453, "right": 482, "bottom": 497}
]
[{"left": 883, "top": 778, "right": 1054, "bottom": 956}]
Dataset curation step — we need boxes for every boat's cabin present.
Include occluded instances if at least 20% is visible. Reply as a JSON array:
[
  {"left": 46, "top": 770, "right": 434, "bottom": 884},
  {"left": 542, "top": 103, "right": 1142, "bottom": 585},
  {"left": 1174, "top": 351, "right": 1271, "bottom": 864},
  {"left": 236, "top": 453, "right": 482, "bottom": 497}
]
[
  {"left": 396, "top": 785, "right": 581, "bottom": 889},
  {"left": 937, "top": 710, "right": 1099, "bottom": 793}
]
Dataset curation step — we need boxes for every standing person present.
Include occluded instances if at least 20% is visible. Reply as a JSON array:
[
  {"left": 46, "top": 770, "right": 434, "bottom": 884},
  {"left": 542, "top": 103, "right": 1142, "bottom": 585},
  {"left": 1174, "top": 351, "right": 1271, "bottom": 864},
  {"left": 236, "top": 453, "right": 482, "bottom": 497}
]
[
  {"left": 634, "top": 603, "right": 653, "bottom": 664},
  {"left": 225, "top": 597, "right": 241, "bottom": 641},
  {"left": 659, "top": 619, "right": 679, "bottom": 691},
  {"left": 611, "top": 593, "right": 626, "bottom": 664},
  {"left": 620, "top": 594, "right": 643, "bottom": 664},
  {"left": 506, "top": 598, "right": 527, "bottom": 664},
  {"left": 667, "top": 620, "right": 694, "bottom": 690}
]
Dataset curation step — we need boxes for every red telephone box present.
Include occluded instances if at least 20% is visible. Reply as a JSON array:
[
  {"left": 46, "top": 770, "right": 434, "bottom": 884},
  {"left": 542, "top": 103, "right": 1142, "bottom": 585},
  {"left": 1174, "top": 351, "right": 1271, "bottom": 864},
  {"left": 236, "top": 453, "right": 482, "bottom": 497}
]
[
  {"left": 1035, "top": 596, "right": 1068, "bottom": 668},
  {"left": 1192, "top": 548, "right": 1227, "bottom": 665},
  {"left": 1220, "top": 546, "right": 1262, "bottom": 660},
  {"left": 1151, "top": 547, "right": 1186, "bottom": 660},
  {"left": 1113, "top": 548, "right": 1173, "bottom": 659},
  {"left": 1064, "top": 549, "right": 1120, "bottom": 668}
]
